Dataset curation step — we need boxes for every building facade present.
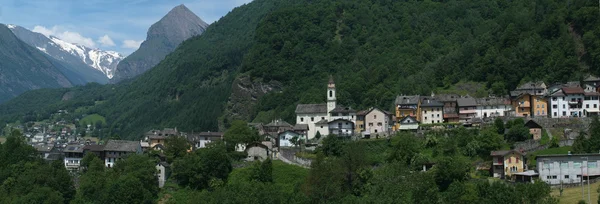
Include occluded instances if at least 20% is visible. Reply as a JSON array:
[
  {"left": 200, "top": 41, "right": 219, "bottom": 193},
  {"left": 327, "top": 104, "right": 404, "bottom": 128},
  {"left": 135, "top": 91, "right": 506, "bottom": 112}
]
[
  {"left": 394, "top": 95, "right": 420, "bottom": 130},
  {"left": 475, "top": 97, "right": 512, "bottom": 118},
  {"left": 328, "top": 119, "right": 354, "bottom": 137},
  {"left": 419, "top": 97, "right": 444, "bottom": 124},
  {"left": 457, "top": 97, "right": 477, "bottom": 123},
  {"left": 435, "top": 94, "right": 460, "bottom": 123},
  {"left": 491, "top": 150, "right": 526, "bottom": 179},
  {"left": 63, "top": 144, "right": 85, "bottom": 171},
  {"left": 549, "top": 87, "right": 600, "bottom": 118},
  {"left": 537, "top": 154, "right": 600, "bottom": 185}
]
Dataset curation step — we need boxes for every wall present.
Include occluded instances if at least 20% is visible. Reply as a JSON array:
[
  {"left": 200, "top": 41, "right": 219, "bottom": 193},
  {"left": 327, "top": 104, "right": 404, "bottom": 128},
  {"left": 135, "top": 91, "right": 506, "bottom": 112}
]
[
  {"left": 296, "top": 112, "right": 328, "bottom": 139},
  {"left": 420, "top": 107, "right": 443, "bottom": 124},
  {"left": 503, "top": 153, "right": 525, "bottom": 177},
  {"left": 538, "top": 155, "right": 600, "bottom": 185}
]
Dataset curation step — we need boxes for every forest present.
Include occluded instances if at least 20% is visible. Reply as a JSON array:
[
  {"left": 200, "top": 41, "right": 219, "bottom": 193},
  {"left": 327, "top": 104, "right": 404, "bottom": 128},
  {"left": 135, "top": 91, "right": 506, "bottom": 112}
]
[{"left": 0, "top": 0, "right": 599, "bottom": 141}]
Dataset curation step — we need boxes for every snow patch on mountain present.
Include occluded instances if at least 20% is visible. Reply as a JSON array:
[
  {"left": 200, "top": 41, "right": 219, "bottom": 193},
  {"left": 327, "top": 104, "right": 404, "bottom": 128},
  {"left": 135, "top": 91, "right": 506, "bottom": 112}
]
[
  {"left": 36, "top": 46, "right": 48, "bottom": 54},
  {"left": 7, "top": 24, "right": 16, "bottom": 29}
]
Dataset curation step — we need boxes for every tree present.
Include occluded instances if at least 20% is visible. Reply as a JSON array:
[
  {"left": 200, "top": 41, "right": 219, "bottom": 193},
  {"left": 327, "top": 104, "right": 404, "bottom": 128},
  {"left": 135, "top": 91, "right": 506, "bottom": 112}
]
[
  {"left": 505, "top": 125, "right": 530, "bottom": 142},
  {"left": 250, "top": 159, "right": 273, "bottom": 183},
  {"left": 387, "top": 132, "right": 422, "bottom": 166},
  {"left": 223, "top": 120, "right": 260, "bottom": 152},
  {"left": 165, "top": 136, "right": 191, "bottom": 162},
  {"left": 433, "top": 156, "right": 470, "bottom": 191},
  {"left": 315, "top": 131, "right": 322, "bottom": 140},
  {"left": 320, "top": 135, "right": 344, "bottom": 157},
  {"left": 172, "top": 143, "right": 232, "bottom": 190},
  {"left": 494, "top": 118, "right": 505, "bottom": 135}
]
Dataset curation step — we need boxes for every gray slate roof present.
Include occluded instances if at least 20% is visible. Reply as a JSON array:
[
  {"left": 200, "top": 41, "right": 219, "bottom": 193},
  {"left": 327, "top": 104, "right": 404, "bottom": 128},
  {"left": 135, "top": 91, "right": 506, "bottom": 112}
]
[
  {"left": 585, "top": 75, "right": 600, "bottom": 82},
  {"left": 475, "top": 97, "right": 510, "bottom": 106},
  {"left": 395, "top": 95, "right": 420, "bottom": 105},
  {"left": 516, "top": 81, "right": 546, "bottom": 90},
  {"left": 420, "top": 97, "right": 444, "bottom": 107},
  {"left": 434, "top": 94, "right": 460, "bottom": 102},
  {"left": 293, "top": 124, "right": 308, "bottom": 131},
  {"left": 104, "top": 140, "right": 140, "bottom": 152},
  {"left": 265, "top": 120, "right": 293, "bottom": 127},
  {"left": 295, "top": 103, "right": 327, "bottom": 114},
  {"left": 64, "top": 144, "right": 85, "bottom": 153},
  {"left": 457, "top": 97, "right": 477, "bottom": 107},
  {"left": 330, "top": 105, "right": 357, "bottom": 113},
  {"left": 315, "top": 119, "right": 329, "bottom": 125}
]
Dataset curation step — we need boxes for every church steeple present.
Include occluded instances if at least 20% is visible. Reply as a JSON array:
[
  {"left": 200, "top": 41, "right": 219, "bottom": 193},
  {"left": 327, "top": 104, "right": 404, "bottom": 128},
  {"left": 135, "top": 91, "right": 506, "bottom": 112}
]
[{"left": 327, "top": 75, "right": 336, "bottom": 116}]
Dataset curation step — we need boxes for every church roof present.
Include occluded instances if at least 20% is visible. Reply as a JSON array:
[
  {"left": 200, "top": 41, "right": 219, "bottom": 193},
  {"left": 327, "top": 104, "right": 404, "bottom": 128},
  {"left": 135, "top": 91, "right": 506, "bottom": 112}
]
[
  {"left": 295, "top": 103, "right": 327, "bottom": 114},
  {"left": 329, "top": 105, "right": 356, "bottom": 113}
]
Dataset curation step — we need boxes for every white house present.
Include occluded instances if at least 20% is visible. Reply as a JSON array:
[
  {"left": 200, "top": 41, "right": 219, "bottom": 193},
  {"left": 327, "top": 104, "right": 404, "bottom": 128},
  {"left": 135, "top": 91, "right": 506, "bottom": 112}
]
[
  {"left": 295, "top": 76, "right": 354, "bottom": 140},
  {"left": 245, "top": 143, "right": 269, "bottom": 161},
  {"left": 63, "top": 144, "right": 85, "bottom": 171},
  {"left": 398, "top": 116, "right": 419, "bottom": 131},
  {"left": 549, "top": 87, "right": 600, "bottom": 118},
  {"left": 475, "top": 97, "right": 512, "bottom": 118},
  {"left": 187, "top": 132, "right": 224, "bottom": 150},
  {"left": 327, "top": 119, "right": 354, "bottom": 137},
  {"left": 419, "top": 97, "right": 444, "bottom": 124},
  {"left": 362, "top": 107, "right": 393, "bottom": 137},
  {"left": 278, "top": 130, "right": 301, "bottom": 147},
  {"left": 156, "top": 162, "right": 170, "bottom": 188},
  {"left": 537, "top": 153, "right": 600, "bottom": 185}
]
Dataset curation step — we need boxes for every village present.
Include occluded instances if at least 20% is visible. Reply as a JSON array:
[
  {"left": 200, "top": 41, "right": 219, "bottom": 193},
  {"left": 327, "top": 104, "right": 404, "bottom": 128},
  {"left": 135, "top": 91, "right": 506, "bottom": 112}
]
[{"left": 4, "top": 75, "right": 600, "bottom": 192}]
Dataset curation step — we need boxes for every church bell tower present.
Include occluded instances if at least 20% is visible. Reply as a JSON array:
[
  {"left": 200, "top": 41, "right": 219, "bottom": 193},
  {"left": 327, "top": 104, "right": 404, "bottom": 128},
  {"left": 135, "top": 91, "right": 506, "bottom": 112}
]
[{"left": 327, "top": 75, "right": 336, "bottom": 116}]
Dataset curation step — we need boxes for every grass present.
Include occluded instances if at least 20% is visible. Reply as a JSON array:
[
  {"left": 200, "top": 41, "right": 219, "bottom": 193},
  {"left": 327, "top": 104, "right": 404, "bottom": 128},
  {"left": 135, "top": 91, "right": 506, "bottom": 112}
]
[
  {"left": 549, "top": 128, "right": 565, "bottom": 139},
  {"left": 79, "top": 114, "right": 106, "bottom": 126},
  {"left": 357, "top": 139, "right": 389, "bottom": 164},
  {"left": 552, "top": 180, "right": 599, "bottom": 204},
  {"left": 228, "top": 160, "right": 308, "bottom": 194},
  {"left": 527, "top": 146, "right": 572, "bottom": 169}
]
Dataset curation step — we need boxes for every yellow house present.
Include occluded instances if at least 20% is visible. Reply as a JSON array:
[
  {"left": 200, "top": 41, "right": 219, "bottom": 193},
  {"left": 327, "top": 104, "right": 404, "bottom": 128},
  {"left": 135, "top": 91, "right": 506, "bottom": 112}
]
[
  {"left": 394, "top": 95, "right": 421, "bottom": 131},
  {"left": 491, "top": 150, "right": 525, "bottom": 179},
  {"left": 532, "top": 96, "right": 548, "bottom": 117},
  {"left": 510, "top": 81, "right": 548, "bottom": 117}
]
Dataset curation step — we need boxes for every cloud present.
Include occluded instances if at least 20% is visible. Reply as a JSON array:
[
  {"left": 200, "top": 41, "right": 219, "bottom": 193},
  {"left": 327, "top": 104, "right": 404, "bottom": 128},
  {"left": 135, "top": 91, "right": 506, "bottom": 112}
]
[
  {"left": 32, "top": 25, "right": 96, "bottom": 47},
  {"left": 97, "top": 35, "right": 115, "bottom": 47},
  {"left": 122, "top": 39, "right": 143, "bottom": 49}
]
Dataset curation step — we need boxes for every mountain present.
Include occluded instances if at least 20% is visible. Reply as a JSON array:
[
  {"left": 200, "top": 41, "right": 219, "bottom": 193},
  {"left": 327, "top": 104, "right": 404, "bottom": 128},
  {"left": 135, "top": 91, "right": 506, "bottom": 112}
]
[
  {"left": 8, "top": 25, "right": 123, "bottom": 82},
  {"left": 110, "top": 4, "right": 209, "bottom": 83},
  {"left": 0, "top": 24, "right": 72, "bottom": 103},
  {"left": 2, "top": 0, "right": 600, "bottom": 140}
]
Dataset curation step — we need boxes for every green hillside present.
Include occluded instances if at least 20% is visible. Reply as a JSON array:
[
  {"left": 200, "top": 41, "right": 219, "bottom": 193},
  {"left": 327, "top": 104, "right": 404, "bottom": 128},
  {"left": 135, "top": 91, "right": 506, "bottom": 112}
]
[{"left": 1, "top": 0, "right": 600, "bottom": 140}]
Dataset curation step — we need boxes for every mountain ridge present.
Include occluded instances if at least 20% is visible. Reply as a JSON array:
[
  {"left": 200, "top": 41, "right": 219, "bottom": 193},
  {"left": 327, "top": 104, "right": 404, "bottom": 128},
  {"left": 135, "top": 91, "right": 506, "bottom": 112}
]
[
  {"left": 8, "top": 25, "right": 123, "bottom": 81},
  {"left": 109, "top": 4, "right": 209, "bottom": 83}
]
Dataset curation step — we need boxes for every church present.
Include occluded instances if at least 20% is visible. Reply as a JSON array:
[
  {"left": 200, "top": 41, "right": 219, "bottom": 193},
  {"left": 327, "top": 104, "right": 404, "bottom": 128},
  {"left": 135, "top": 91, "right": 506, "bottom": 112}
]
[{"left": 295, "top": 77, "right": 356, "bottom": 140}]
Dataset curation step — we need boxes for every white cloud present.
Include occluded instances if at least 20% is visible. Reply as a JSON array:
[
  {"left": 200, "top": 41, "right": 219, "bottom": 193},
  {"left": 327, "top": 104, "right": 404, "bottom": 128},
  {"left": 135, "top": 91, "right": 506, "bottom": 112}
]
[
  {"left": 122, "top": 39, "right": 143, "bottom": 49},
  {"left": 32, "top": 25, "right": 96, "bottom": 47},
  {"left": 97, "top": 35, "right": 115, "bottom": 47}
]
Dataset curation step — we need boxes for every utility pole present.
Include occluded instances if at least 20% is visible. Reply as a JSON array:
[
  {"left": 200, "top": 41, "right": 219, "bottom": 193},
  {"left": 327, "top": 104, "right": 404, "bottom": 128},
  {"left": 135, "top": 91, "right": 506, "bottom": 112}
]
[{"left": 582, "top": 157, "right": 591, "bottom": 204}]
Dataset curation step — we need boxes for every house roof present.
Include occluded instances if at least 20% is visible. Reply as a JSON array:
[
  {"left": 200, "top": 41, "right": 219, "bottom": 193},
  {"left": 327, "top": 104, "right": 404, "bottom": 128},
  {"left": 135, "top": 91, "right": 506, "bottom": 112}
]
[
  {"left": 278, "top": 130, "right": 299, "bottom": 136},
  {"left": 328, "top": 119, "right": 354, "bottom": 124},
  {"left": 524, "top": 120, "right": 542, "bottom": 129},
  {"left": 395, "top": 95, "right": 420, "bottom": 105},
  {"left": 584, "top": 75, "right": 600, "bottom": 82},
  {"left": 476, "top": 97, "right": 510, "bottom": 106},
  {"left": 293, "top": 124, "right": 308, "bottom": 131},
  {"left": 585, "top": 92, "right": 600, "bottom": 96},
  {"left": 295, "top": 103, "right": 327, "bottom": 114},
  {"left": 34, "top": 144, "right": 54, "bottom": 153},
  {"left": 104, "top": 140, "right": 140, "bottom": 152},
  {"left": 149, "top": 135, "right": 168, "bottom": 140},
  {"left": 434, "top": 94, "right": 460, "bottom": 102},
  {"left": 562, "top": 87, "right": 585, "bottom": 95},
  {"left": 399, "top": 116, "right": 418, "bottom": 124},
  {"left": 265, "top": 120, "right": 293, "bottom": 127},
  {"left": 245, "top": 142, "right": 269, "bottom": 152},
  {"left": 357, "top": 110, "right": 368, "bottom": 116},
  {"left": 457, "top": 97, "right": 477, "bottom": 107},
  {"left": 420, "top": 97, "right": 444, "bottom": 107},
  {"left": 490, "top": 150, "right": 525, "bottom": 156},
  {"left": 83, "top": 144, "right": 105, "bottom": 152},
  {"left": 361, "top": 107, "right": 393, "bottom": 116},
  {"left": 329, "top": 105, "right": 357, "bottom": 113},
  {"left": 198, "top": 132, "right": 224, "bottom": 137},
  {"left": 315, "top": 119, "right": 329, "bottom": 125},
  {"left": 64, "top": 144, "right": 85, "bottom": 153},
  {"left": 536, "top": 153, "right": 600, "bottom": 159}
]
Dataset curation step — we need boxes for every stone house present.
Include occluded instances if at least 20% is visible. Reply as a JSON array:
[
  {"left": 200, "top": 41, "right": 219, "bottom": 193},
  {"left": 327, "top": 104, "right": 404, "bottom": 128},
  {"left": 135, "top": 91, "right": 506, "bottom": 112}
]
[{"left": 103, "top": 140, "right": 142, "bottom": 168}]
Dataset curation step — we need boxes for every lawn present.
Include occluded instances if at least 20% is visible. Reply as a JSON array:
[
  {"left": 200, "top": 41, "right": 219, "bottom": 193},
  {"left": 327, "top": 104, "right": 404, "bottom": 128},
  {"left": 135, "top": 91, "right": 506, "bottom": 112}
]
[
  {"left": 79, "top": 114, "right": 106, "bottom": 127},
  {"left": 552, "top": 180, "right": 599, "bottom": 204},
  {"left": 228, "top": 160, "right": 308, "bottom": 194}
]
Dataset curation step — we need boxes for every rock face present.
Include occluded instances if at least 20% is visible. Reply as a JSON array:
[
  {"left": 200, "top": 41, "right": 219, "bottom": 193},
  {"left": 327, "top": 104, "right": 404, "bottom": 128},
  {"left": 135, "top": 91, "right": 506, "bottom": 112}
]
[
  {"left": 0, "top": 24, "right": 72, "bottom": 103},
  {"left": 8, "top": 24, "right": 122, "bottom": 82},
  {"left": 219, "top": 75, "right": 283, "bottom": 131},
  {"left": 110, "top": 4, "right": 209, "bottom": 83}
]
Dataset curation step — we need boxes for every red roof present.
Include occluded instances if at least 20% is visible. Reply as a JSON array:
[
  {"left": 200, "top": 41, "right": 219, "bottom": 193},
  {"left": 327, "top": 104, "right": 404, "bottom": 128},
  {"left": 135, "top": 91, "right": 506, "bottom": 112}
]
[{"left": 562, "top": 87, "right": 584, "bottom": 95}]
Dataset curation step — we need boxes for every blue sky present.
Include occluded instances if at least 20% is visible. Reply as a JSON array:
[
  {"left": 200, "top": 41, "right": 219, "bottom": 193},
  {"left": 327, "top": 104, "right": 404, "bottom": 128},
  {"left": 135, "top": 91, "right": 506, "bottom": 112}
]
[{"left": 0, "top": 0, "right": 252, "bottom": 55}]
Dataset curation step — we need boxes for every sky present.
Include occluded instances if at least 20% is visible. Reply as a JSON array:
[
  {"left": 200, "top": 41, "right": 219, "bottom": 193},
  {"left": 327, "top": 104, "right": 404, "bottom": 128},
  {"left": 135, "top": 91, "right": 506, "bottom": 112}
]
[{"left": 0, "top": 0, "right": 252, "bottom": 55}]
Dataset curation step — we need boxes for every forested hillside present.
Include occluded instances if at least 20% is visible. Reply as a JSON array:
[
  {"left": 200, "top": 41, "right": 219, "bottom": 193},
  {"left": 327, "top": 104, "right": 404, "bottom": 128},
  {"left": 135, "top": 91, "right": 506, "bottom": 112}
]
[{"left": 2, "top": 0, "right": 600, "bottom": 140}]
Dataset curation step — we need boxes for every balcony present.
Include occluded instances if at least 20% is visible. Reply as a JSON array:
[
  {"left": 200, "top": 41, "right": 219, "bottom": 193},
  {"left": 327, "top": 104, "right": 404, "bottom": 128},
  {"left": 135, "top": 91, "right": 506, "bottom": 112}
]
[
  {"left": 443, "top": 113, "right": 459, "bottom": 118},
  {"left": 568, "top": 100, "right": 580, "bottom": 105},
  {"left": 459, "top": 109, "right": 477, "bottom": 114}
]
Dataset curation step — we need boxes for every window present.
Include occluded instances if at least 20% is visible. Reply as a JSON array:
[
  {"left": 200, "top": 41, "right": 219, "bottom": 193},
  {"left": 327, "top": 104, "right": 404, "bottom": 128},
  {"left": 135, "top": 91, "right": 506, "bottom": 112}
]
[
  {"left": 546, "top": 176, "right": 551, "bottom": 179},
  {"left": 424, "top": 110, "right": 427, "bottom": 114},
  {"left": 437, "top": 114, "right": 440, "bottom": 117},
  {"left": 553, "top": 105, "right": 557, "bottom": 108},
  {"left": 509, "top": 157, "right": 512, "bottom": 163},
  {"left": 311, "top": 117, "right": 314, "bottom": 122},
  {"left": 377, "top": 122, "right": 382, "bottom": 126},
  {"left": 537, "top": 105, "right": 540, "bottom": 108},
  {"left": 369, "top": 123, "right": 373, "bottom": 127},
  {"left": 431, "top": 114, "right": 434, "bottom": 118},
  {"left": 562, "top": 111, "right": 566, "bottom": 116},
  {"left": 563, "top": 104, "right": 566, "bottom": 108},
  {"left": 322, "top": 117, "right": 325, "bottom": 120},
  {"left": 300, "top": 118, "right": 304, "bottom": 122},
  {"left": 542, "top": 111, "right": 545, "bottom": 115},
  {"left": 425, "top": 117, "right": 428, "bottom": 120},
  {"left": 554, "top": 112, "right": 557, "bottom": 116},
  {"left": 437, "top": 120, "right": 440, "bottom": 123},
  {"left": 552, "top": 97, "right": 557, "bottom": 101},
  {"left": 577, "top": 175, "right": 582, "bottom": 178},
  {"left": 585, "top": 96, "right": 591, "bottom": 100},
  {"left": 565, "top": 175, "right": 569, "bottom": 179},
  {"left": 374, "top": 129, "right": 378, "bottom": 133},
  {"left": 537, "top": 111, "right": 540, "bottom": 115},
  {"left": 552, "top": 175, "right": 557, "bottom": 179},
  {"left": 595, "top": 104, "right": 598, "bottom": 108},
  {"left": 329, "top": 90, "right": 332, "bottom": 97},
  {"left": 374, "top": 115, "right": 377, "bottom": 119},
  {"left": 587, "top": 104, "right": 590, "bottom": 108},
  {"left": 542, "top": 104, "right": 545, "bottom": 108}
]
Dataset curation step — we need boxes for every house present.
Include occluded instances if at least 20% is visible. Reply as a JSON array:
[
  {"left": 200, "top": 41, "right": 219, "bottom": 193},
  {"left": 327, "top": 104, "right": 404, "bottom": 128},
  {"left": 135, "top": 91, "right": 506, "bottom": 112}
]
[
  {"left": 537, "top": 153, "right": 600, "bottom": 185},
  {"left": 328, "top": 119, "right": 354, "bottom": 137},
  {"left": 475, "top": 97, "right": 512, "bottom": 118},
  {"left": 187, "top": 132, "right": 223, "bottom": 150},
  {"left": 394, "top": 95, "right": 421, "bottom": 130},
  {"left": 245, "top": 143, "right": 270, "bottom": 161},
  {"left": 549, "top": 87, "right": 600, "bottom": 118},
  {"left": 435, "top": 94, "right": 460, "bottom": 123},
  {"left": 398, "top": 116, "right": 419, "bottom": 131},
  {"left": 278, "top": 130, "right": 301, "bottom": 147},
  {"left": 32, "top": 133, "right": 45, "bottom": 143},
  {"left": 329, "top": 105, "right": 357, "bottom": 122},
  {"left": 524, "top": 120, "right": 543, "bottom": 140},
  {"left": 33, "top": 143, "right": 56, "bottom": 160},
  {"left": 358, "top": 107, "right": 393, "bottom": 138},
  {"left": 510, "top": 81, "right": 548, "bottom": 117},
  {"left": 63, "top": 144, "right": 85, "bottom": 171},
  {"left": 83, "top": 144, "right": 105, "bottom": 161},
  {"left": 263, "top": 120, "right": 293, "bottom": 137},
  {"left": 457, "top": 97, "right": 477, "bottom": 123},
  {"left": 103, "top": 140, "right": 142, "bottom": 168},
  {"left": 584, "top": 75, "right": 600, "bottom": 92},
  {"left": 295, "top": 76, "right": 352, "bottom": 140},
  {"left": 156, "top": 162, "right": 171, "bottom": 188},
  {"left": 419, "top": 97, "right": 444, "bottom": 124},
  {"left": 491, "top": 150, "right": 526, "bottom": 179},
  {"left": 292, "top": 124, "right": 309, "bottom": 136},
  {"left": 145, "top": 128, "right": 180, "bottom": 148}
]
